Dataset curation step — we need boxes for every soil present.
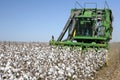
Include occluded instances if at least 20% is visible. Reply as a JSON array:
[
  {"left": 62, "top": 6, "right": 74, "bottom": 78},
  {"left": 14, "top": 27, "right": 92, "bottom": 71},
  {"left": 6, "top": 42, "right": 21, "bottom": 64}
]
[{"left": 95, "top": 42, "right": 120, "bottom": 80}]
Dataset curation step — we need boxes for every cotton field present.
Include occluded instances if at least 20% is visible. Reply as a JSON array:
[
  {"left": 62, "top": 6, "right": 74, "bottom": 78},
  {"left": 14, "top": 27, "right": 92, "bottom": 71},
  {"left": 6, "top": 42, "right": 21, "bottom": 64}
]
[{"left": 0, "top": 42, "right": 108, "bottom": 80}]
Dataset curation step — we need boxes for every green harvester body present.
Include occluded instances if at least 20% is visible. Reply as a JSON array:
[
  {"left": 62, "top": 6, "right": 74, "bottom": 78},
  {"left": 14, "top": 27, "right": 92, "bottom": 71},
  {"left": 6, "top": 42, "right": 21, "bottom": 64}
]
[{"left": 50, "top": 5, "right": 113, "bottom": 49}]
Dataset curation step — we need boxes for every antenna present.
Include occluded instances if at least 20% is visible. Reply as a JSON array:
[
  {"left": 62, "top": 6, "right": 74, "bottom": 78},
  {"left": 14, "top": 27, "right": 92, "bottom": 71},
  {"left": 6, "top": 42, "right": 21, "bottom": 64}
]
[
  {"left": 74, "top": 0, "right": 77, "bottom": 9},
  {"left": 104, "top": 0, "right": 109, "bottom": 9},
  {"left": 74, "top": 0, "right": 83, "bottom": 9}
]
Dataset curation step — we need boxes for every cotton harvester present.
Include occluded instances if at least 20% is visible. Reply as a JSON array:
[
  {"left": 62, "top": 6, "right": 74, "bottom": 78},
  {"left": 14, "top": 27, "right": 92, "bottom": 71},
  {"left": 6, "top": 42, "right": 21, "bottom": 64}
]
[
  {"left": 49, "top": 2, "right": 113, "bottom": 79},
  {"left": 50, "top": 2, "right": 113, "bottom": 49}
]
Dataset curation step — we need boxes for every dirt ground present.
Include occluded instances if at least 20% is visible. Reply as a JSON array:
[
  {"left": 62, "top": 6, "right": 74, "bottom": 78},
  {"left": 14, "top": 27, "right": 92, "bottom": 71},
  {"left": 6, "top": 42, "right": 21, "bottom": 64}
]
[{"left": 95, "top": 42, "right": 120, "bottom": 80}]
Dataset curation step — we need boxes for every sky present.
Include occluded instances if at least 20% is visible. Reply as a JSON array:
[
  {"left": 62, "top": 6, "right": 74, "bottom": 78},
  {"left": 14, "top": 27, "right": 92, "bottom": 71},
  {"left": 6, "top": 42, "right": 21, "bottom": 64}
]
[{"left": 0, "top": 0, "right": 120, "bottom": 42}]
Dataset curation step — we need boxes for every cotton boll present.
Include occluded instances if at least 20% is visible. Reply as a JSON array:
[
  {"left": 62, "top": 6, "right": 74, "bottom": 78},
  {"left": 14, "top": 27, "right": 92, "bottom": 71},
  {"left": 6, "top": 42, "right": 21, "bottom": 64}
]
[
  {"left": 58, "top": 69, "right": 64, "bottom": 75},
  {"left": 0, "top": 42, "right": 108, "bottom": 80}
]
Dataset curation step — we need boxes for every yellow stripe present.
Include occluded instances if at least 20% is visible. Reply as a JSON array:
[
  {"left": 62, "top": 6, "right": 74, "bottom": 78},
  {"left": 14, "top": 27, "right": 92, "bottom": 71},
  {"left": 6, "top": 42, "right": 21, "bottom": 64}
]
[{"left": 73, "top": 29, "right": 76, "bottom": 37}]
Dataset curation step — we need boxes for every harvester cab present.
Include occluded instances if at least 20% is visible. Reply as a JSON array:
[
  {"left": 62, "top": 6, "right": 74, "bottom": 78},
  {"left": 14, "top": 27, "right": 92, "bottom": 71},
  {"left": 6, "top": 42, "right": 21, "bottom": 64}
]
[{"left": 50, "top": 2, "right": 113, "bottom": 49}]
